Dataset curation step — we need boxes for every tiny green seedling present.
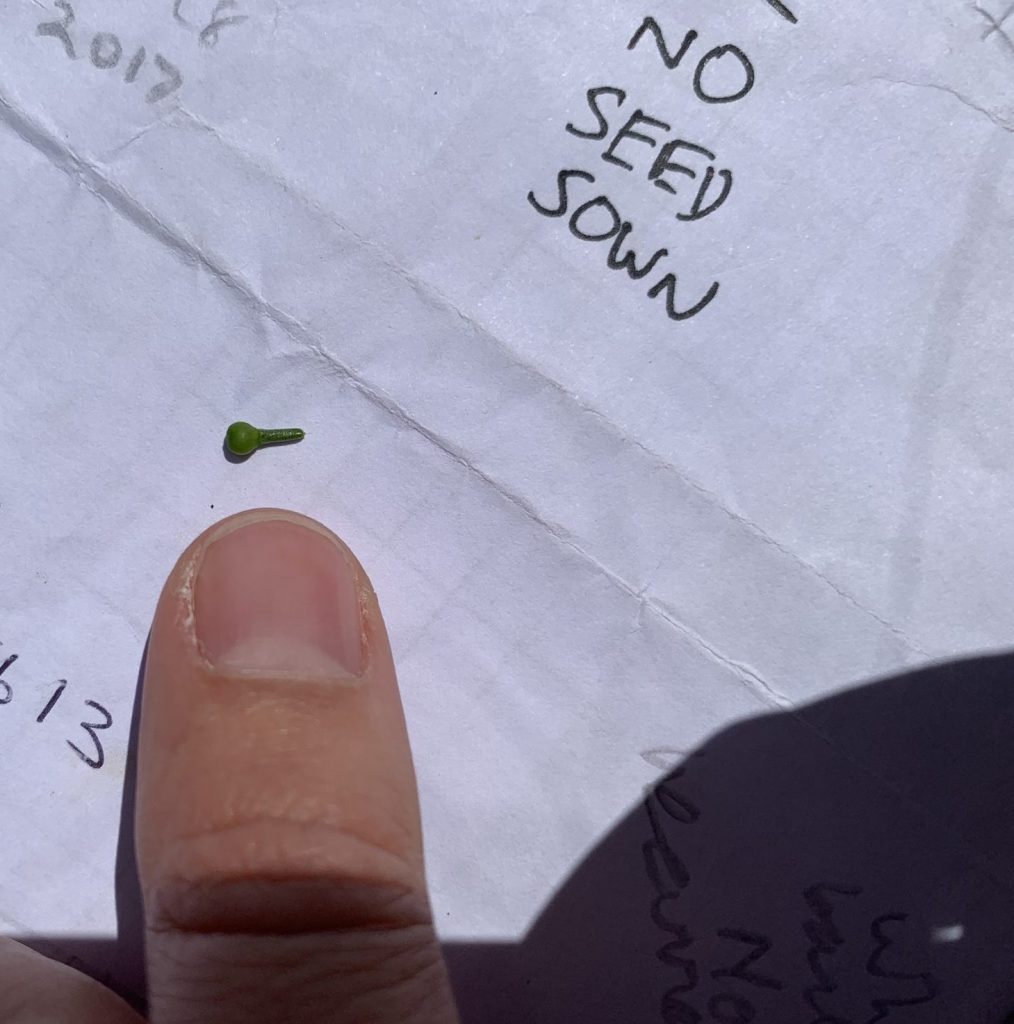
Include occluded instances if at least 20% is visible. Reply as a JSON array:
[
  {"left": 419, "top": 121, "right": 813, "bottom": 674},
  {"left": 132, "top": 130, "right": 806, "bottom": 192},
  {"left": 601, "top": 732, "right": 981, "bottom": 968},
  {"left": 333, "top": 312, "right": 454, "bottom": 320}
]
[{"left": 225, "top": 421, "right": 305, "bottom": 457}]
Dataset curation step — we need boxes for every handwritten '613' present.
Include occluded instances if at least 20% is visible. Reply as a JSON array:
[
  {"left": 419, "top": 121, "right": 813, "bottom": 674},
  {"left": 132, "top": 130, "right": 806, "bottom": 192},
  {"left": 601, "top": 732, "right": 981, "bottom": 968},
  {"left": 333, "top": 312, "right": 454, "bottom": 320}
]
[{"left": 0, "top": 642, "right": 114, "bottom": 770}]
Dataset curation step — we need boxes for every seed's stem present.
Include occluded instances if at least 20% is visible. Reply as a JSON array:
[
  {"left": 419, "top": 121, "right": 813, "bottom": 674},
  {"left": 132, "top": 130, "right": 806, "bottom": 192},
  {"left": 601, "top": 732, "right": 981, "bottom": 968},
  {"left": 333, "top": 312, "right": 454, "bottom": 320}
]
[{"left": 257, "top": 428, "right": 305, "bottom": 446}]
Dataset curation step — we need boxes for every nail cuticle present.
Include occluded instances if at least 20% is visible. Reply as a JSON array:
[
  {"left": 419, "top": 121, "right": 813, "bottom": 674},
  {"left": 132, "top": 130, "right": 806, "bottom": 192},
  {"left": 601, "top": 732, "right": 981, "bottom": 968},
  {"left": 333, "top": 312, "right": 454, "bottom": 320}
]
[{"left": 184, "top": 512, "right": 369, "bottom": 681}]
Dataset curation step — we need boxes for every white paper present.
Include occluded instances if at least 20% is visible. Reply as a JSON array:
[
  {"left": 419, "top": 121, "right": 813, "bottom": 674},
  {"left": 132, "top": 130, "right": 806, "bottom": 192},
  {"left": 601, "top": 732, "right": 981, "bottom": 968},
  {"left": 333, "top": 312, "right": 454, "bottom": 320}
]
[{"left": 2, "top": 0, "right": 1013, "bottom": 1018}]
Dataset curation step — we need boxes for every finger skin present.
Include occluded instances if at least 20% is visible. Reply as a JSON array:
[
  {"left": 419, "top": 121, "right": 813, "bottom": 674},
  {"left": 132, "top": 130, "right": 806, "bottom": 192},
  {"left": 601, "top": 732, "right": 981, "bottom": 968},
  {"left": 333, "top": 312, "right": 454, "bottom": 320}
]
[
  {"left": 0, "top": 939, "right": 143, "bottom": 1024},
  {"left": 136, "top": 509, "right": 458, "bottom": 1024}
]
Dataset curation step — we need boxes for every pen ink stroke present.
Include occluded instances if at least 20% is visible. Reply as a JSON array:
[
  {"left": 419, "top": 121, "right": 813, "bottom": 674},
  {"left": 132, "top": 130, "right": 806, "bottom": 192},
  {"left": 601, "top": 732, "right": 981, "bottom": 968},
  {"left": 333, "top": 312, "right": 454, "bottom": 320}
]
[
  {"left": 974, "top": 2, "right": 1014, "bottom": 54},
  {"left": 763, "top": 0, "right": 798, "bottom": 23},
  {"left": 0, "top": 641, "right": 115, "bottom": 770},
  {"left": 865, "top": 914, "right": 939, "bottom": 1022},
  {"left": 36, "top": 1, "right": 184, "bottom": 102}
]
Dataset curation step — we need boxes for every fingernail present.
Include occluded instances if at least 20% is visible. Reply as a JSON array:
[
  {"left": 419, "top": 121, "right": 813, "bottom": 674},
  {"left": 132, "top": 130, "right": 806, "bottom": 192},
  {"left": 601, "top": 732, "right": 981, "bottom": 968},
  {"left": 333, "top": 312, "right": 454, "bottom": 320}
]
[{"left": 193, "top": 516, "right": 365, "bottom": 678}]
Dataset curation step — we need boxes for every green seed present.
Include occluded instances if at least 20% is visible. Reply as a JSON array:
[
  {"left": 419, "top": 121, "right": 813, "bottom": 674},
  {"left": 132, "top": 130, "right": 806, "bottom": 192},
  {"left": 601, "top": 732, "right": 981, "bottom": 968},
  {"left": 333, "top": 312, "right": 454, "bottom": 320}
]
[{"left": 225, "top": 421, "right": 305, "bottom": 456}]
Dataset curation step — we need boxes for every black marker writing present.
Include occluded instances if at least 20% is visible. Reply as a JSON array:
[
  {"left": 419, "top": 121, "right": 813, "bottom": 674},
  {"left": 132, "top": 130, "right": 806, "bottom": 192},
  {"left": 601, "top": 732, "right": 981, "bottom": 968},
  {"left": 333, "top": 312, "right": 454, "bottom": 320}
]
[
  {"left": 36, "top": 3, "right": 183, "bottom": 103},
  {"left": 642, "top": 769, "right": 780, "bottom": 1023},
  {"left": 0, "top": 648, "right": 17, "bottom": 705},
  {"left": 642, "top": 768, "right": 705, "bottom": 1020},
  {"left": 562, "top": 85, "right": 735, "bottom": 221},
  {"left": 650, "top": 139, "right": 711, "bottom": 195},
  {"left": 569, "top": 196, "right": 623, "bottom": 241},
  {"left": 637, "top": 747, "right": 943, "bottom": 1022},
  {"left": 708, "top": 992, "right": 756, "bottom": 1023},
  {"left": 0, "top": 639, "right": 115, "bottom": 770},
  {"left": 67, "top": 699, "right": 113, "bottom": 770},
  {"left": 628, "top": 18, "right": 698, "bottom": 71},
  {"left": 711, "top": 930, "right": 784, "bottom": 992},
  {"left": 198, "top": 0, "right": 248, "bottom": 47},
  {"left": 627, "top": 18, "right": 755, "bottom": 105},
  {"left": 527, "top": 171, "right": 720, "bottom": 323},
  {"left": 602, "top": 110, "right": 670, "bottom": 171},
  {"left": 566, "top": 87, "right": 627, "bottom": 140},
  {"left": 680, "top": 166, "right": 733, "bottom": 221},
  {"left": 531, "top": 18, "right": 753, "bottom": 325},
  {"left": 526, "top": 168, "right": 595, "bottom": 217},
  {"left": 36, "top": 0, "right": 76, "bottom": 60},
  {"left": 801, "top": 882, "right": 861, "bottom": 1022},
  {"left": 653, "top": 773, "right": 702, "bottom": 824},
  {"left": 90, "top": 32, "right": 122, "bottom": 69},
  {"left": 647, "top": 273, "right": 720, "bottom": 322},
  {"left": 148, "top": 53, "right": 183, "bottom": 103},
  {"left": 642, "top": 787, "right": 693, "bottom": 882},
  {"left": 801, "top": 891, "right": 941, "bottom": 1021},
  {"left": 648, "top": 142, "right": 734, "bottom": 221},
  {"left": 36, "top": 679, "right": 67, "bottom": 723},
  {"left": 763, "top": 0, "right": 798, "bottom": 24},
  {"left": 124, "top": 46, "right": 147, "bottom": 83},
  {"left": 607, "top": 223, "right": 668, "bottom": 280},
  {"left": 865, "top": 914, "right": 938, "bottom": 1022},
  {"left": 173, "top": 0, "right": 248, "bottom": 45},
  {"left": 693, "top": 45, "right": 755, "bottom": 105}
]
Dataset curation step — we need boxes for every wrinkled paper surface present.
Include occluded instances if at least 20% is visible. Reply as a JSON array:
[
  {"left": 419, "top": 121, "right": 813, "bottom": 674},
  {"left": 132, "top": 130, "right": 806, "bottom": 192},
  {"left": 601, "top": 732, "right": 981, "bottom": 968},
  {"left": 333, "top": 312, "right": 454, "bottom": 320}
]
[{"left": 2, "top": 0, "right": 1013, "bottom": 1019}]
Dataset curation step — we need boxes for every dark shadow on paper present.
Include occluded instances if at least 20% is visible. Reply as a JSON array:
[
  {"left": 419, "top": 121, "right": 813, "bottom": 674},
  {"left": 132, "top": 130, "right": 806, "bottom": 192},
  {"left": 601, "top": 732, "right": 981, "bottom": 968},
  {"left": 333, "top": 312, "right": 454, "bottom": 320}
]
[
  {"left": 444, "top": 653, "right": 1014, "bottom": 1023},
  {"left": 10, "top": 652, "right": 1014, "bottom": 1023}
]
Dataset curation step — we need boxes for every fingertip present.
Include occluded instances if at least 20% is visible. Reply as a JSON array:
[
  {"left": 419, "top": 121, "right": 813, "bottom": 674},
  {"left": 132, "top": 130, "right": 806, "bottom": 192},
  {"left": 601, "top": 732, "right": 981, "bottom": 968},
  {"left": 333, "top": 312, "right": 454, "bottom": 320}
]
[
  {"left": 136, "top": 508, "right": 458, "bottom": 1023},
  {"left": 138, "top": 507, "right": 421, "bottom": 930},
  {"left": 154, "top": 509, "right": 382, "bottom": 675}
]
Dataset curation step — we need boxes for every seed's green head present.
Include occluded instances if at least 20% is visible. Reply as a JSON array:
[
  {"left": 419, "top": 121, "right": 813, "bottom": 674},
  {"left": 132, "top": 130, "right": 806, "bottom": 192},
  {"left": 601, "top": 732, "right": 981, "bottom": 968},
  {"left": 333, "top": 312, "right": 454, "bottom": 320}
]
[{"left": 225, "top": 421, "right": 260, "bottom": 456}]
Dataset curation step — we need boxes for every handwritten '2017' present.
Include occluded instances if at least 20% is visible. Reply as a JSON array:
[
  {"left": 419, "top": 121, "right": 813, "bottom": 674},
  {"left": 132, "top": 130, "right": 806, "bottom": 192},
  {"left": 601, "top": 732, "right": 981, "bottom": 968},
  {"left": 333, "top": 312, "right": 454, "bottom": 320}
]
[{"left": 37, "top": 1, "right": 182, "bottom": 103}]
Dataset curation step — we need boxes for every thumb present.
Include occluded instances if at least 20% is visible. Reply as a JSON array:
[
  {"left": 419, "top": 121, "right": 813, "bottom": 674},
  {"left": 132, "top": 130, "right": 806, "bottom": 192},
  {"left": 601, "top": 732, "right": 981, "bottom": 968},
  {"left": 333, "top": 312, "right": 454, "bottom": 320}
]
[{"left": 137, "top": 509, "right": 458, "bottom": 1024}]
